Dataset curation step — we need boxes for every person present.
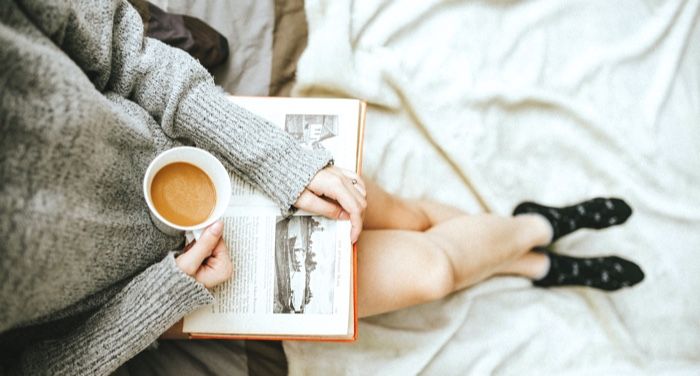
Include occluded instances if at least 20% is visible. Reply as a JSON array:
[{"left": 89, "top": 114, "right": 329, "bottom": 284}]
[
  {"left": 0, "top": 0, "right": 364, "bottom": 374},
  {"left": 354, "top": 179, "right": 644, "bottom": 317},
  {"left": 0, "top": 1, "right": 643, "bottom": 374},
  {"left": 116, "top": 0, "right": 644, "bottom": 317},
  {"left": 116, "top": 177, "right": 645, "bottom": 374}
]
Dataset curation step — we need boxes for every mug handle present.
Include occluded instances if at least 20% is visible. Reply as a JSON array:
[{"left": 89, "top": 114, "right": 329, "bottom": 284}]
[{"left": 185, "top": 229, "right": 204, "bottom": 244}]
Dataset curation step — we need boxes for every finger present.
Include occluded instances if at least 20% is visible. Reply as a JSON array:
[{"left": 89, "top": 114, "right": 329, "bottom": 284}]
[
  {"left": 198, "top": 239, "right": 233, "bottom": 288},
  {"left": 304, "top": 183, "right": 361, "bottom": 242},
  {"left": 317, "top": 172, "right": 366, "bottom": 214},
  {"left": 202, "top": 239, "right": 226, "bottom": 268},
  {"left": 177, "top": 221, "right": 224, "bottom": 275},
  {"left": 307, "top": 171, "right": 360, "bottom": 207},
  {"left": 182, "top": 239, "right": 196, "bottom": 252},
  {"left": 330, "top": 179, "right": 365, "bottom": 243},
  {"left": 305, "top": 169, "right": 365, "bottom": 242},
  {"left": 209, "top": 238, "right": 229, "bottom": 260},
  {"left": 342, "top": 175, "right": 367, "bottom": 209},
  {"left": 349, "top": 176, "right": 366, "bottom": 198},
  {"left": 349, "top": 210, "right": 363, "bottom": 244},
  {"left": 205, "top": 239, "right": 233, "bottom": 277},
  {"left": 339, "top": 169, "right": 366, "bottom": 196},
  {"left": 208, "top": 239, "right": 232, "bottom": 273},
  {"left": 331, "top": 173, "right": 367, "bottom": 217},
  {"left": 295, "top": 189, "right": 346, "bottom": 219}
]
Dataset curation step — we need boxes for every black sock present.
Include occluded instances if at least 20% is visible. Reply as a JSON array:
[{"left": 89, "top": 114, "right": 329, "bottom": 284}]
[
  {"left": 533, "top": 252, "right": 644, "bottom": 291},
  {"left": 513, "top": 197, "right": 633, "bottom": 243}
]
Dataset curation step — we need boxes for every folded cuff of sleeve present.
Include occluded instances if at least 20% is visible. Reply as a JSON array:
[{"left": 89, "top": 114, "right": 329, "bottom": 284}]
[
  {"left": 21, "top": 253, "right": 213, "bottom": 375},
  {"left": 176, "top": 84, "right": 333, "bottom": 209}
]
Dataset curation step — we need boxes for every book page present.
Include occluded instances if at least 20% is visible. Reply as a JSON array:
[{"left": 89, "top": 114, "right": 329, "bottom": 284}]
[
  {"left": 183, "top": 97, "right": 361, "bottom": 337},
  {"left": 184, "top": 213, "right": 352, "bottom": 336}
]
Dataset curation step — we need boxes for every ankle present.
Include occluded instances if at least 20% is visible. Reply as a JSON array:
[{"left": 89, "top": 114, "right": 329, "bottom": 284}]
[
  {"left": 531, "top": 252, "right": 551, "bottom": 280},
  {"left": 516, "top": 214, "right": 553, "bottom": 247}
]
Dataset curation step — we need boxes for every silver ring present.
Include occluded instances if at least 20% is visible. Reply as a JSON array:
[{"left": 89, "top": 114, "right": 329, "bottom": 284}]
[{"left": 351, "top": 178, "right": 358, "bottom": 185}]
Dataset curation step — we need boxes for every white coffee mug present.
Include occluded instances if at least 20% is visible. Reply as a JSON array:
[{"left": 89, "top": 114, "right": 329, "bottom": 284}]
[{"left": 143, "top": 146, "right": 231, "bottom": 240}]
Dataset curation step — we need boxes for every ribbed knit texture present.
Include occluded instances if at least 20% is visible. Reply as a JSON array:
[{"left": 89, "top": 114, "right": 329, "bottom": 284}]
[
  {"left": 0, "top": 0, "right": 329, "bottom": 374},
  {"left": 177, "top": 84, "right": 332, "bottom": 209},
  {"left": 21, "top": 254, "right": 214, "bottom": 375}
]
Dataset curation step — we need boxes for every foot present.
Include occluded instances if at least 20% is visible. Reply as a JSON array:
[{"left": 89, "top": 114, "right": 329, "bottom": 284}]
[
  {"left": 533, "top": 252, "right": 645, "bottom": 291},
  {"left": 513, "top": 197, "right": 633, "bottom": 243}
]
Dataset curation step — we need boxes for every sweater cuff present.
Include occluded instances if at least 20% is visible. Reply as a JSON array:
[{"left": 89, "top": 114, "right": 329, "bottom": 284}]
[
  {"left": 21, "top": 253, "right": 213, "bottom": 375},
  {"left": 176, "top": 84, "right": 333, "bottom": 209}
]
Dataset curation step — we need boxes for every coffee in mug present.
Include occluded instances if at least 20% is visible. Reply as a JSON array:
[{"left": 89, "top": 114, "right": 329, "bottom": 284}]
[
  {"left": 150, "top": 162, "right": 216, "bottom": 227},
  {"left": 143, "top": 147, "right": 232, "bottom": 238}
]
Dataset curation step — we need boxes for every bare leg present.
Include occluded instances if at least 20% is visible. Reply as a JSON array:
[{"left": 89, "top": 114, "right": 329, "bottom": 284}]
[
  {"left": 357, "top": 181, "right": 552, "bottom": 317},
  {"left": 494, "top": 251, "right": 550, "bottom": 280},
  {"left": 362, "top": 180, "right": 471, "bottom": 231}
]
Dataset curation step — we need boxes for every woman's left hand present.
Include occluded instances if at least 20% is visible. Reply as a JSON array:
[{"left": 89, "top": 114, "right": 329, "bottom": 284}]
[
  {"left": 294, "top": 166, "right": 367, "bottom": 243},
  {"left": 176, "top": 221, "right": 233, "bottom": 288}
]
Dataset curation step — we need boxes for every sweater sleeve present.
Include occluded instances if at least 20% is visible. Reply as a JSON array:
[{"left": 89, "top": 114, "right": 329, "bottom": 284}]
[
  {"left": 17, "top": 254, "right": 213, "bottom": 376},
  {"left": 18, "top": 0, "right": 331, "bottom": 209}
]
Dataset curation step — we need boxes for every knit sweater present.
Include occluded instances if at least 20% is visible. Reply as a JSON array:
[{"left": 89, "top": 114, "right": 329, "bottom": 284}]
[{"left": 0, "top": 0, "right": 331, "bottom": 374}]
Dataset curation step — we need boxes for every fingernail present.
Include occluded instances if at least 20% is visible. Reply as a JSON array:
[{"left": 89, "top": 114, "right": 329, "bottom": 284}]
[{"left": 209, "top": 221, "right": 224, "bottom": 236}]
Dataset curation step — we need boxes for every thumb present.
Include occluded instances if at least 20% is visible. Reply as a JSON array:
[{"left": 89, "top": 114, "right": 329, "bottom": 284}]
[{"left": 177, "top": 221, "right": 224, "bottom": 275}]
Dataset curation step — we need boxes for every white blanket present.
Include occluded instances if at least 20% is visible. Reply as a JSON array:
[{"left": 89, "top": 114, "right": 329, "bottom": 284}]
[{"left": 285, "top": 0, "right": 700, "bottom": 374}]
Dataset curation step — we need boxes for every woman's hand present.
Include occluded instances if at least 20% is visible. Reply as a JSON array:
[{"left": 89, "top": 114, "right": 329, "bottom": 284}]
[
  {"left": 294, "top": 166, "right": 367, "bottom": 243},
  {"left": 176, "top": 221, "right": 233, "bottom": 288}
]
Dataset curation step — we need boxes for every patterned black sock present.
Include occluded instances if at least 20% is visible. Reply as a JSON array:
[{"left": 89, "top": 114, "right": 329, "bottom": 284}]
[
  {"left": 533, "top": 252, "right": 645, "bottom": 291},
  {"left": 513, "top": 197, "right": 632, "bottom": 243}
]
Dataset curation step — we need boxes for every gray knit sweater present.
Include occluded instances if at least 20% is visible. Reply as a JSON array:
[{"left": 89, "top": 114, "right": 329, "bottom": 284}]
[{"left": 0, "top": 0, "right": 331, "bottom": 374}]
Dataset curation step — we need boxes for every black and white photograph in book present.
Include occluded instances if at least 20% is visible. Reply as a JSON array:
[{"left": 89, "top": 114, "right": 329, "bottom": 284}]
[
  {"left": 273, "top": 216, "right": 337, "bottom": 314},
  {"left": 285, "top": 114, "right": 339, "bottom": 150}
]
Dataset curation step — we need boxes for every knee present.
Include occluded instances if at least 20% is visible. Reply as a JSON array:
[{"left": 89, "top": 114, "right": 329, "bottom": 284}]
[
  {"left": 410, "top": 250, "right": 456, "bottom": 302},
  {"left": 512, "top": 214, "right": 552, "bottom": 249}
]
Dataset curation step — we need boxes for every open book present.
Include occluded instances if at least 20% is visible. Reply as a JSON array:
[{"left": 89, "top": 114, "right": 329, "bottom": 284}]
[{"left": 181, "top": 96, "right": 366, "bottom": 341}]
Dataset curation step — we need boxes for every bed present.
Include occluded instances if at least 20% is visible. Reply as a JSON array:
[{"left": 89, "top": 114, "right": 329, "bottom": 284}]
[{"left": 132, "top": 0, "right": 700, "bottom": 374}]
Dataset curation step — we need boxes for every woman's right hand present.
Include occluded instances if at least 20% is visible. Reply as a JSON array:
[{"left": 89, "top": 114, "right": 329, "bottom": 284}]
[
  {"left": 175, "top": 221, "right": 233, "bottom": 288},
  {"left": 293, "top": 166, "right": 367, "bottom": 243}
]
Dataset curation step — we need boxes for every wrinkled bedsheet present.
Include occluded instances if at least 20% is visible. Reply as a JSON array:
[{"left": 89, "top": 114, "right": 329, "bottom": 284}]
[{"left": 285, "top": 0, "right": 700, "bottom": 374}]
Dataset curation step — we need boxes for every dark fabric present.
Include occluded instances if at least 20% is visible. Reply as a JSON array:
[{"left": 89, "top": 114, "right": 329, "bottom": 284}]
[
  {"left": 113, "top": 340, "right": 248, "bottom": 375},
  {"left": 0, "top": 311, "right": 90, "bottom": 369},
  {"left": 112, "top": 339, "right": 287, "bottom": 376},
  {"left": 513, "top": 197, "right": 633, "bottom": 243},
  {"left": 534, "top": 252, "right": 645, "bottom": 291},
  {"left": 270, "top": 0, "right": 308, "bottom": 96},
  {"left": 246, "top": 340, "right": 287, "bottom": 376},
  {"left": 129, "top": 0, "right": 229, "bottom": 72}
]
